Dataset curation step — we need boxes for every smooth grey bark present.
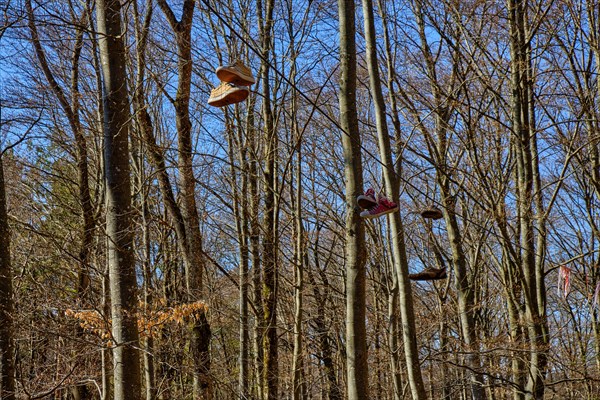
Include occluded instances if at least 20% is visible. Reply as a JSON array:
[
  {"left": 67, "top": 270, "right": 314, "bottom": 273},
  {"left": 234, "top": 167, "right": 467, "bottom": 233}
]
[
  {"left": 291, "top": 123, "right": 306, "bottom": 400},
  {"left": 361, "top": 0, "right": 426, "bottom": 398},
  {"left": 287, "top": 22, "right": 306, "bottom": 398},
  {"left": 338, "top": 0, "right": 368, "bottom": 398},
  {"left": 225, "top": 111, "right": 250, "bottom": 399},
  {"left": 0, "top": 154, "right": 15, "bottom": 400},
  {"left": 96, "top": 0, "right": 142, "bottom": 398}
]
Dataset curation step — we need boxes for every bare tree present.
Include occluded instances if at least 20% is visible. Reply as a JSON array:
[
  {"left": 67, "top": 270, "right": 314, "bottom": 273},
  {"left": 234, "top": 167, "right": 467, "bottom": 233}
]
[
  {"left": 155, "top": 2, "right": 212, "bottom": 397},
  {"left": 507, "top": 1, "right": 549, "bottom": 397},
  {"left": 96, "top": 0, "right": 142, "bottom": 397},
  {"left": 338, "top": 0, "right": 368, "bottom": 398},
  {"left": 0, "top": 152, "right": 15, "bottom": 400},
  {"left": 361, "top": 0, "right": 428, "bottom": 398}
]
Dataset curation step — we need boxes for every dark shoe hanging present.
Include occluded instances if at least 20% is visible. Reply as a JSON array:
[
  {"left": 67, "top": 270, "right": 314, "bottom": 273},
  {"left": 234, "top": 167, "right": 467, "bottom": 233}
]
[
  {"left": 420, "top": 207, "right": 443, "bottom": 220},
  {"left": 409, "top": 267, "right": 447, "bottom": 281}
]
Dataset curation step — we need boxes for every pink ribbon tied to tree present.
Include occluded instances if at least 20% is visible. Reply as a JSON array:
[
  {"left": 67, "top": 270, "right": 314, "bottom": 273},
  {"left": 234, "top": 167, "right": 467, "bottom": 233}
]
[{"left": 558, "top": 265, "right": 571, "bottom": 299}]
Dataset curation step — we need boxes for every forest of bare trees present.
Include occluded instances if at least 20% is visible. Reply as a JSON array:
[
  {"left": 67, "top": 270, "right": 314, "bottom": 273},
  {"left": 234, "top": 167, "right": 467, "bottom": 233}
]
[{"left": 2, "top": 0, "right": 600, "bottom": 399}]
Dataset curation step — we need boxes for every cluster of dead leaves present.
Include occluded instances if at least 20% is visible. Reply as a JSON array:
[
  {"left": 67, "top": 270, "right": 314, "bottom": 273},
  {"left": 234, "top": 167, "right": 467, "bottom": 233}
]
[{"left": 65, "top": 301, "right": 208, "bottom": 345}]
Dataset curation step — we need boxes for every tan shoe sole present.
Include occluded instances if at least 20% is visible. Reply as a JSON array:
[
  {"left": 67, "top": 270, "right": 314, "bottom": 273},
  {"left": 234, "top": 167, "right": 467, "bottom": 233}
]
[
  {"left": 216, "top": 66, "right": 256, "bottom": 86},
  {"left": 208, "top": 87, "right": 249, "bottom": 107}
]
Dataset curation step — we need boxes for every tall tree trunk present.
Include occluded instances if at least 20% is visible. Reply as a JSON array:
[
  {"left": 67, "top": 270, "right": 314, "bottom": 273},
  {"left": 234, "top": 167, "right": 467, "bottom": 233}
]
[
  {"left": 156, "top": 3, "right": 211, "bottom": 398},
  {"left": 291, "top": 133, "right": 306, "bottom": 400},
  {"left": 361, "top": 0, "right": 425, "bottom": 398},
  {"left": 287, "top": 23, "right": 306, "bottom": 399},
  {"left": 246, "top": 102, "right": 264, "bottom": 400},
  {"left": 141, "top": 200, "right": 155, "bottom": 400},
  {"left": 256, "top": 0, "right": 278, "bottom": 397},
  {"left": 338, "top": 0, "right": 368, "bottom": 398},
  {"left": 507, "top": 1, "right": 548, "bottom": 398},
  {"left": 226, "top": 112, "right": 250, "bottom": 399},
  {"left": 0, "top": 154, "right": 15, "bottom": 400},
  {"left": 96, "top": 0, "right": 142, "bottom": 398}
]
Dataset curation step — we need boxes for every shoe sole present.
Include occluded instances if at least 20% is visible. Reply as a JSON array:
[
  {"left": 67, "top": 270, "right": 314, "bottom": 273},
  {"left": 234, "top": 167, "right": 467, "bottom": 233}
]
[
  {"left": 208, "top": 88, "right": 249, "bottom": 107},
  {"left": 409, "top": 273, "right": 447, "bottom": 281},
  {"left": 420, "top": 209, "right": 443, "bottom": 220},
  {"left": 216, "top": 66, "right": 256, "bottom": 86},
  {"left": 357, "top": 195, "right": 377, "bottom": 209},
  {"left": 361, "top": 206, "right": 398, "bottom": 219}
]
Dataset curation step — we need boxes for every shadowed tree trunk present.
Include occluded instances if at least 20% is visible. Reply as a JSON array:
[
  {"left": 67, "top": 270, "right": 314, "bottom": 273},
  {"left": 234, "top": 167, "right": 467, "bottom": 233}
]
[
  {"left": 256, "top": 0, "right": 278, "bottom": 397},
  {"left": 96, "top": 0, "right": 142, "bottom": 398},
  {"left": 0, "top": 153, "right": 15, "bottom": 400}
]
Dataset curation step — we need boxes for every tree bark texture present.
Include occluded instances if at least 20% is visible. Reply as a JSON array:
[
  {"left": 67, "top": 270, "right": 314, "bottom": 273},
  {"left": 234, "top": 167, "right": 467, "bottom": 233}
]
[
  {"left": 507, "top": 1, "right": 548, "bottom": 398},
  {"left": 338, "top": 0, "right": 369, "bottom": 398},
  {"left": 0, "top": 154, "right": 15, "bottom": 400},
  {"left": 256, "top": 0, "right": 278, "bottom": 397},
  {"left": 96, "top": 0, "right": 142, "bottom": 398}
]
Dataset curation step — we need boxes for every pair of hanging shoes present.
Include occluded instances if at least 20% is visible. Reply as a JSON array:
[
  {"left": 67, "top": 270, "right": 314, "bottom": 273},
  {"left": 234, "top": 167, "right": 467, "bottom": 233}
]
[
  {"left": 420, "top": 206, "right": 443, "bottom": 220},
  {"left": 208, "top": 60, "right": 255, "bottom": 107},
  {"left": 357, "top": 188, "right": 399, "bottom": 219},
  {"left": 409, "top": 267, "right": 447, "bottom": 281}
]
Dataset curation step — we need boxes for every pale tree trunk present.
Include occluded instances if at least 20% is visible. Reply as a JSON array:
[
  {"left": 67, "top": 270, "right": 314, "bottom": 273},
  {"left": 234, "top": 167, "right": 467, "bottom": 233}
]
[
  {"left": 246, "top": 102, "right": 264, "bottom": 400},
  {"left": 96, "top": 0, "right": 142, "bottom": 398},
  {"left": 291, "top": 124, "right": 306, "bottom": 400},
  {"left": 338, "top": 0, "right": 368, "bottom": 398},
  {"left": 130, "top": 55, "right": 156, "bottom": 399},
  {"left": 507, "top": 1, "right": 548, "bottom": 398},
  {"left": 361, "top": 0, "right": 425, "bottom": 398},
  {"left": 225, "top": 111, "right": 250, "bottom": 399},
  {"left": 132, "top": 137, "right": 156, "bottom": 400},
  {"left": 564, "top": 0, "right": 600, "bottom": 372},
  {"left": 375, "top": 4, "right": 407, "bottom": 397},
  {"left": 256, "top": 0, "right": 278, "bottom": 397},
  {"left": 0, "top": 154, "right": 15, "bottom": 400},
  {"left": 0, "top": 14, "right": 13, "bottom": 396},
  {"left": 288, "top": 23, "right": 306, "bottom": 399},
  {"left": 291, "top": 158, "right": 306, "bottom": 400},
  {"left": 156, "top": 2, "right": 211, "bottom": 398},
  {"left": 141, "top": 199, "right": 155, "bottom": 400}
]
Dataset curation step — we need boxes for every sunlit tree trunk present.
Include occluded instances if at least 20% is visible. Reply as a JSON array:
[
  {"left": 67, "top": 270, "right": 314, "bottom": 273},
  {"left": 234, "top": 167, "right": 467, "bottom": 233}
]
[
  {"left": 289, "top": 37, "right": 306, "bottom": 400},
  {"left": 96, "top": 0, "right": 142, "bottom": 398},
  {"left": 338, "top": 0, "right": 368, "bottom": 398}
]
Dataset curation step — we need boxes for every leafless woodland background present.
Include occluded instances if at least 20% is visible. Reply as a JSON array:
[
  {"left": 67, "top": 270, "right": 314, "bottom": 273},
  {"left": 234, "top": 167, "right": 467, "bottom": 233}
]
[{"left": 1, "top": 0, "right": 600, "bottom": 399}]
